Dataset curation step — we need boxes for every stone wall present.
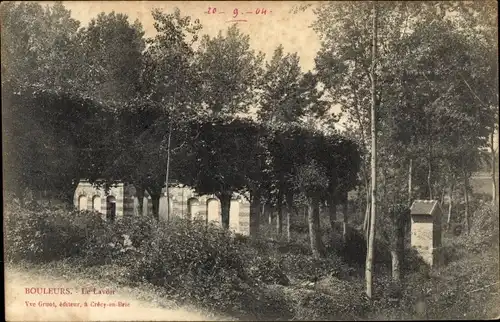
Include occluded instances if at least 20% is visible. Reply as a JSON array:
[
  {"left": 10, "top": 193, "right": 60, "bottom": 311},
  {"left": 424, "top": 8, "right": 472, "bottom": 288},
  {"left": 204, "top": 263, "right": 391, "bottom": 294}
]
[
  {"left": 73, "top": 181, "right": 124, "bottom": 219},
  {"left": 74, "top": 181, "right": 250, "bottom": 235},
  {"left": 411, "top": 216, "right": 434, "bottom": 265}
]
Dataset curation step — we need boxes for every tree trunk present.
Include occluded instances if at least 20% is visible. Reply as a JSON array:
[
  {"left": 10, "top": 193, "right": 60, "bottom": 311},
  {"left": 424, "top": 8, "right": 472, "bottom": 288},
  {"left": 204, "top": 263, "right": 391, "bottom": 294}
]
[
  {"left": 491, "top": 132, "right": 497, "bottom": 206},
  {"left": 363, "top": 188, "right": 370, "bottom": 240},
  {"left": 365, "top": 212, "right": 371, "bottom": 251},
  {"left": 447, "top": 183, "right": 454, "bottom": 231},
  {"left": 391, "top": 249, "right": 401, "bottom": 284},
  {"left": 381, "top": 166, "right": 387, "bottom": 203},
  {"left": 440, "top": 187, "right": 446, "bottom": 205},
  {"left": 276, "top": 190, "right": 283, "bottom": 236},
  {"left": 352, "top": 70, "right": 370, "bottom": 238},
  {"left": 408, "top": 159, "right": 413, "bottom": 207},
  {"left": 165, "top": 90, "right": 177, "bottom": 222},
  {"left": 286, "top": 193, "right": 293, "bottom": 242},
  {"left": 342, "top": 198, "right": 348, "bottom": 243},
  {"left": 286, "top": 210, "right": 291, "bottom": 242},
  {"left": 136, "top": 186, "right": 145, "bottom": 216},
  {"left": 427, "top": 157, "right": 433, "bottom": 200},
  {"left": 165, "top": 121, "right": 172, "bottom": 222},
  {"left": 463, "top": 176, "right": 470, "bottom": 234},
  {"left": 366, "top": 1, "right": 378, "bottom": 300},
  {"left": 392, "top": 210, "right": 405, "bottom": 285},
  {"left": 328, "top": 196, "right": 337, "bottom": 231},
  {"left": 364, "top": 202, "right": 370, "bottom": 239},
  {"left": 307, "top": 195, "right": 324, "bottom": 258},
  {"left": 268, "top": 210, "right": 272, "bottom": 225},
  {"left": 250, "top": 190, "right": 261, "bottom": 237},
  {"left": 63, "top": 178, "right": 80, "bottom": 208},
  {"left": 151, "top": 194, "right": 161, "bottom": 220},
  {"left": 17, "top": 189, "right": 26, "bottom": 208},
  {"left": 219, "top": 192, "right": 232, "bottom": 230}
]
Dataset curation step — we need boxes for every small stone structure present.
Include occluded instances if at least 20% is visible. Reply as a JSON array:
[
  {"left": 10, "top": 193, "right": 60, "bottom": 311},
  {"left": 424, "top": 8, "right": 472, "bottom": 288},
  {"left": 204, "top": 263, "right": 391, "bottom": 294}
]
[
  {"left": 74, "top": 181, "right": 250, "bottom": 235},
  {"left": 410, "top": 200, "right": 443, "bottom": 267}
]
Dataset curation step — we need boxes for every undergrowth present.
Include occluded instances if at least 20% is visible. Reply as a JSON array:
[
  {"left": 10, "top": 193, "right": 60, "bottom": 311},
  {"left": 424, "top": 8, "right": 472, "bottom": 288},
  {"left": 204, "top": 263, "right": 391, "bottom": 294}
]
[{"left": 4, "top": 202, "right": 499, "bottom": 320}]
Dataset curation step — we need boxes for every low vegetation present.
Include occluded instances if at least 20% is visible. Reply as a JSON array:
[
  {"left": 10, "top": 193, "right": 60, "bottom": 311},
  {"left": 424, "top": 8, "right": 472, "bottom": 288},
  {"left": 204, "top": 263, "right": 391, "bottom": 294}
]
[{"left": 5, "top": 201, "right": 499, "bottom": 320}]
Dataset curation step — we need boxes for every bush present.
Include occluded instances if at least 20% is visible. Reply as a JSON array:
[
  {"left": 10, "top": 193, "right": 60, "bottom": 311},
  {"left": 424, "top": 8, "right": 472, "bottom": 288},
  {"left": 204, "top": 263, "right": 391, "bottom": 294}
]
[
  {"left": 247, "top": 254, "right": 290, "bottom": 286},
  {"left": 290, "top": 218, "right": 309, "bottom": 234},
  {"left": 277, "top": 241, "right": 311, "bottom": 256},
  {"left": 294, "top": 287, "right": 369, "bottom": 320},
  {"left": 281, "top": 252, "right": 352, "bottom": 282},
  {"left": 257, "top": 286, "right": 296, "bottom": 321},
  {"left": 127, "top": 219, "right": 266, "bottom": 317},
  {"left": 401, "top": 246, "right": 430, "bottom": 276},
  {"left": 4, "top": 204, "right": 115, "bottom": 263},
  {"left": 464, "top": 203, "right": 499, "bottom": 250}
]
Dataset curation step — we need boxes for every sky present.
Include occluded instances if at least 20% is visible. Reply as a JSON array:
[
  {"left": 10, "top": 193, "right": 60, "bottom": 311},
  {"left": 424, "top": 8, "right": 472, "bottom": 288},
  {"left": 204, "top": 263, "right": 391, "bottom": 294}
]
[{"left": 59, "top": 1, "right": 323, "bottom": 72}]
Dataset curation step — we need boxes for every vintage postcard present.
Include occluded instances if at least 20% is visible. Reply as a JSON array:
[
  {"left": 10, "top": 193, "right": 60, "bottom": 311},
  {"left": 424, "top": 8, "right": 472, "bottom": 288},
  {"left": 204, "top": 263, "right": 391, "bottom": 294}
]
[{"left": 2, "top": 1, "right": 499, "bottom": 321}]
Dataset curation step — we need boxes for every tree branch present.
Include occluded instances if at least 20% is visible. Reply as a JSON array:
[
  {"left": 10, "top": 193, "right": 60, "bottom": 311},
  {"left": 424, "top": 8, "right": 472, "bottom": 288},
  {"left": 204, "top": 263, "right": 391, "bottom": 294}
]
[
  {"left": 466, "top": 282, "right": 499, "bottom": 294},
  {"left": 459, "top": 73, "right": 489, "bottom": 108}
]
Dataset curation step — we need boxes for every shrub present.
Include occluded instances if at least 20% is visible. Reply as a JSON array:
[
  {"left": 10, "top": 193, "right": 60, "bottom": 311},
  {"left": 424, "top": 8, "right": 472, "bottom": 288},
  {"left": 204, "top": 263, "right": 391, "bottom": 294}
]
[
  {"left": 401, "top": 246, "right": 430, "bottom": 276},
  {"left": 294, "top": 287, "right": 369, "bottom": 320},
  {"left": 254, "top": 286, "right": 295, "bottom": 321},
  {"left": 277, "top": 241, "right": 311, "bottom": 256},
  {"left": 281, "top": 252, "right": 352, "bottom": 282},
  {"left": 290, "top": 218, "right": 309, "bottom": 234},
  {"left": 128, "top": 219, "right": 264, "bottom": 317},
  {"left": 387, "top": 223, "right": 500, "bottom": 320},
  {"left": 247, "top": 255, "right": 290, "bottom": 286},
  {"left": 463, "top": 203, "right": 499, "bottom": 251},
  {"left": 4, "top": 204, "right": 113, "bottom": 263},
  {"left": 114, "top": 215, "right": 157, "bottom": 249}
]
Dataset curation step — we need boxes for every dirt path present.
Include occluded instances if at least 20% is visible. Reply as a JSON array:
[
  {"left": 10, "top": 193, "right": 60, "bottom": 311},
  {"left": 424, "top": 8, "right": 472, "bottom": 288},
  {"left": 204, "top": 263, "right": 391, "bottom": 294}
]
[{"left": 5, "top": 266, "right": 225, "bottom": 321}]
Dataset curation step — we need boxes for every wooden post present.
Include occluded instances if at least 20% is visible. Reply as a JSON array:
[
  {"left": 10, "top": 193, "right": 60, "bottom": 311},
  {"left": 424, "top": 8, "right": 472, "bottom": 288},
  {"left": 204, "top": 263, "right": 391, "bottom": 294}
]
[{"left": 365, "top": 1, "right": 378, "bottom": 300}]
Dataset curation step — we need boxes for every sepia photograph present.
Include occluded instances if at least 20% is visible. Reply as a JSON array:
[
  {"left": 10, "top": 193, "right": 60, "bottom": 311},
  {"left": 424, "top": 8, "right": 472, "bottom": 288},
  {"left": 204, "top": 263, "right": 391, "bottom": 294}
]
[{"left": 2, "top": 1, "right": 499, "bottom": 321}]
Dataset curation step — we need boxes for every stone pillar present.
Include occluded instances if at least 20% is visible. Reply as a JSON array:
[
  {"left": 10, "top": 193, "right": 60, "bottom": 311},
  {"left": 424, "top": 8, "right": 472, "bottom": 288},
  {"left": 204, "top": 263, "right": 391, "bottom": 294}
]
[
  {"left": 238, "top": 200, "right": 250, "bottom": 236},
  {"left": 207, "top": 198, "right": 221, "bottom": 225},
  {"left": 147, "top": 197, "right": 153, "bottom": 217},
  {"left": 229, "top": 200, "right": 240, "bottom": 233},
  {"left": 158, "top": 195, "right": 169, "bottom": 221}
]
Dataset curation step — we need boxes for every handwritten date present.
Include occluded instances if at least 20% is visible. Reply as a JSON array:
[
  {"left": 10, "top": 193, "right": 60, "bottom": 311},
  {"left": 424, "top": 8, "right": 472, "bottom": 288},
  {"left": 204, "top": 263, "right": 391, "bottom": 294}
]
[{"left": 207, "top": 7, "right": 272, "bottom": 18}]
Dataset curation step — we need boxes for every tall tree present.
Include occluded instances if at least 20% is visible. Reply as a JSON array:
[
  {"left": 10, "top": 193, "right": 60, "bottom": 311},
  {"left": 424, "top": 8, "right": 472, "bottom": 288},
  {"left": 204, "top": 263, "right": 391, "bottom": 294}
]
[
  {"left": 75, "top": 11, "right": 145, "bottom": 104},
  {"left": 196, "top": 24, "right": 264, "bottom": 117},
  {"left": 191, "top": 25, "right": 263, "bottom": 226},
  {"left": 1, "top": 1, "right": 80, "bottom": 91},
  {"left": 365, "top": 1, "right": 378, "bottom": 300},
  {"left": 180, "top": 118, "right": 260, "bottom": 229},
  {"left": 257, "top": 45, "right": 328, "bottom": 235},
  {"left": 140, "top": 8, "right": 203, "bottom": 219},
  {"left": 258, "top": 45, "right": 326, "bottom": 125}
]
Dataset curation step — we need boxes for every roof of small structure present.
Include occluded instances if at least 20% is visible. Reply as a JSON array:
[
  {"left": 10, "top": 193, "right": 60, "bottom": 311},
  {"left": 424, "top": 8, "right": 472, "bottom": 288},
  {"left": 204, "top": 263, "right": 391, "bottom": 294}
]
[{"left": 410, "top": 200, "right": 439, "bottom": 215}]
